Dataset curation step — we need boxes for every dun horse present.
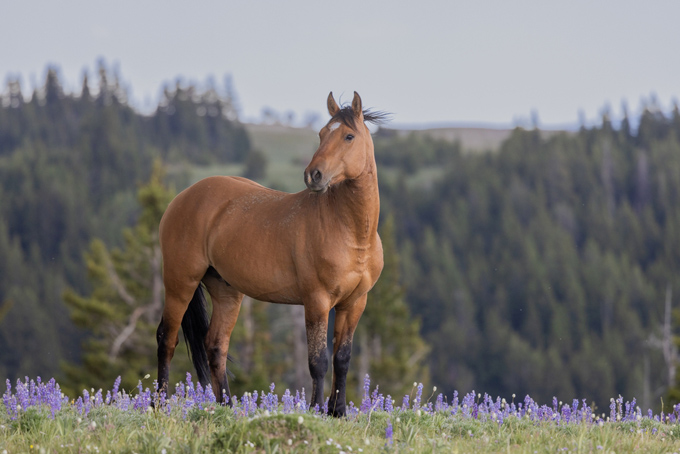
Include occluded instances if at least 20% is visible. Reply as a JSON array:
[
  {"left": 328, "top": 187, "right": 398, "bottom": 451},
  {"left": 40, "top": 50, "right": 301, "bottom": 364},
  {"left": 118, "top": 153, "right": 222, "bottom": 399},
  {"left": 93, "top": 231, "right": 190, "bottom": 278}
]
[{"left": 156, "top": 92, "right": 386, "bottom": 416}]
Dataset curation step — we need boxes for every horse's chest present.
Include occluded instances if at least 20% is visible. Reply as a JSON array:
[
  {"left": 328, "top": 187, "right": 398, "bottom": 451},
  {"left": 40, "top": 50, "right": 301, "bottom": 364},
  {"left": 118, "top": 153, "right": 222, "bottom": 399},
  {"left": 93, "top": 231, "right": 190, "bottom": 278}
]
[{"left": 313, "top": 242, "right": 380, "bottom": 301}]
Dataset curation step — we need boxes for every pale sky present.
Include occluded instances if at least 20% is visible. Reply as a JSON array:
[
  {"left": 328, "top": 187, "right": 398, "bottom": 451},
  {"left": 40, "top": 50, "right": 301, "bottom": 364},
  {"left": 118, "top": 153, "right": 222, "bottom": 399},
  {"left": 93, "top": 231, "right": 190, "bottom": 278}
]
[{"left": 2, "top": 0, "right": 679, "bottom": 128}]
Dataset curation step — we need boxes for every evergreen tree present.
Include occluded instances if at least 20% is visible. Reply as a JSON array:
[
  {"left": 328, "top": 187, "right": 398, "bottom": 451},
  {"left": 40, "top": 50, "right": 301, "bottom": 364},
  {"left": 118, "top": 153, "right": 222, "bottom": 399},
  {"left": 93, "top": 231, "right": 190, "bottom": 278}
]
[{"left": 61, "top": 162, "right": 192, "bottom": 395}]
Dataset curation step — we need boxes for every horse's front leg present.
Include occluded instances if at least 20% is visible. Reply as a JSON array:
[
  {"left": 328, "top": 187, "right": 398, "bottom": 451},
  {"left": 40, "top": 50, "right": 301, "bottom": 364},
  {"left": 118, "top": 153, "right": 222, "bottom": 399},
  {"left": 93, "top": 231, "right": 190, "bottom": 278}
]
[
  {"left": 304, "top": 300, "right": 330, "bottom": 411},
  {"left": 328, "top": 293, "right": 367, "bottom": 417}
]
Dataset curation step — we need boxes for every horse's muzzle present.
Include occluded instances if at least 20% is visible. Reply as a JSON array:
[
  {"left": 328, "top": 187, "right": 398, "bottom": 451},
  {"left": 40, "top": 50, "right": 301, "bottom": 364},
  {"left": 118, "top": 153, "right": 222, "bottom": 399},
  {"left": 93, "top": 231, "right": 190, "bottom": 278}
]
[{"left": 304, "top": 168, "right": 328, "bottom": 192}]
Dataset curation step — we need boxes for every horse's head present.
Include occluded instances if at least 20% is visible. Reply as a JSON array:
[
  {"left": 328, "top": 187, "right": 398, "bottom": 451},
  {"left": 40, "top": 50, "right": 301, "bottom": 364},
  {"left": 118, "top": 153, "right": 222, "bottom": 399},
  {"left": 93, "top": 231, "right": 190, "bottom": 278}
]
[{"left": 304, "top": 92, "right": 385, "bottom": 193}]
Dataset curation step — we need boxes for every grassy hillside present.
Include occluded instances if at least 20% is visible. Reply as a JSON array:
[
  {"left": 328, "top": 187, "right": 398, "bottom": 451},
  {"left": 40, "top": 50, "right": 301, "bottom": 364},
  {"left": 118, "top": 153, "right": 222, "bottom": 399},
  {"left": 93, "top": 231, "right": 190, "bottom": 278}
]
[{"left": 184, "top": 123, "right": 529, "bottom": 193}]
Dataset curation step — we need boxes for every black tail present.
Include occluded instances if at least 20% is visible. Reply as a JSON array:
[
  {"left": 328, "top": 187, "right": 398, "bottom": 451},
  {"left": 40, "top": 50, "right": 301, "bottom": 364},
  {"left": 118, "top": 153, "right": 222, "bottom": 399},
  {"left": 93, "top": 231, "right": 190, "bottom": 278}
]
[{"left": 181, "top": 285, "right": 211, "bottom": 387}]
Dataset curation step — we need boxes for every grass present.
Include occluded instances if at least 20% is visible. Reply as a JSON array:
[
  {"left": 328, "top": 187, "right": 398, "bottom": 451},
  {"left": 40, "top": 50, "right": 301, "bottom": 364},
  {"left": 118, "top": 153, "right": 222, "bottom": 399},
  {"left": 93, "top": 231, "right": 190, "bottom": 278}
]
[
  {"left": 3, "top": 376, "right": 680, "bottom": 453},
  {"left": 3, "top": 402, "right": 680, "bottom": 453}
]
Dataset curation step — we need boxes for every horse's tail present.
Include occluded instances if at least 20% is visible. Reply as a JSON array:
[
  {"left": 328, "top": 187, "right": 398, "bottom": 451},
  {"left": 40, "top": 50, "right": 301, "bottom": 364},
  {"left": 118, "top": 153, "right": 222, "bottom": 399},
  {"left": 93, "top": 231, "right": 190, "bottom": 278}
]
[{"left": 181, "top": 285, "right": 211, "bottom": 387}]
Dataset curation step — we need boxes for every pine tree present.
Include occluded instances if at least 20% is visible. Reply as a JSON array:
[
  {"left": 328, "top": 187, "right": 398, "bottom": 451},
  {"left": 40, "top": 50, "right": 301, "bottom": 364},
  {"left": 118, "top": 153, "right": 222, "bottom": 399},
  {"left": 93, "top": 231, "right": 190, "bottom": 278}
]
[{"left": 61, "top": 161, "right": 192, "bottom": 395}]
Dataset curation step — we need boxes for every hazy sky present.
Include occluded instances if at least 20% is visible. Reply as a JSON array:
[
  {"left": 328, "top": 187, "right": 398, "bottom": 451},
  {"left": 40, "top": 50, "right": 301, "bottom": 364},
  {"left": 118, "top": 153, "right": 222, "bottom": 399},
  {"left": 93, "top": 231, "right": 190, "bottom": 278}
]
[{"left": 2, "top": 0, "right": 679, "bottom": 128}]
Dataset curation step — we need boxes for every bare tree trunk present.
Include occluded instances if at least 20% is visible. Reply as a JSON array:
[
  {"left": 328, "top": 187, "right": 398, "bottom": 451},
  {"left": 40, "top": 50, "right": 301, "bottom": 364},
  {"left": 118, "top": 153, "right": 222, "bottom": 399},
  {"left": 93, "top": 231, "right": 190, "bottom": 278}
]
[
  {"left": 663, "top": 285, "right": 676, "bottom": 390},
  {"left": 642, "top": 353, "right": 650, "bottom": 413}
]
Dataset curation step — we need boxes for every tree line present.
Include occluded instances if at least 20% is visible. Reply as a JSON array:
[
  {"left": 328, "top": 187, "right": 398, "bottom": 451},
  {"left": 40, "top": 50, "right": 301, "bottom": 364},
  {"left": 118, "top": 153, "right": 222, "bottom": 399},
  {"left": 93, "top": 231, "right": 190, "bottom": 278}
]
[{"left": 374, "top": 105, "right": 680, "bottom": 411}]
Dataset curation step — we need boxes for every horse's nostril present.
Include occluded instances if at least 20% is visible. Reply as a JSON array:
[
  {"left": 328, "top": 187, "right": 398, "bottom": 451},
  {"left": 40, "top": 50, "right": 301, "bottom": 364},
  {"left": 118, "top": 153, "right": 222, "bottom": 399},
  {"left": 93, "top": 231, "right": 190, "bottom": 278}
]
[{"left": 312, "top": 169, "right": 322, "bottom": 183}]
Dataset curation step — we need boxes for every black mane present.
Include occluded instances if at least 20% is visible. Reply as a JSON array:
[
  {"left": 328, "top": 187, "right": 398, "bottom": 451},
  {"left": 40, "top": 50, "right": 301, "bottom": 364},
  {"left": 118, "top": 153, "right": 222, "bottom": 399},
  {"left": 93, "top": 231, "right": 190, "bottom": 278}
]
[{"left": 330, "top": 106, "right": 391, "bottom": 130}]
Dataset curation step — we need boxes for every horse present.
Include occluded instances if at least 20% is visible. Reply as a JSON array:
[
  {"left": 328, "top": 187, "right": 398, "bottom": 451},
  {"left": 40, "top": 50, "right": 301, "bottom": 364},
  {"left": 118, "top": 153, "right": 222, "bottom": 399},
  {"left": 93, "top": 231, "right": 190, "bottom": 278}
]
[{"left": 156, "top": 91, "right": 387, "bottom": 416}]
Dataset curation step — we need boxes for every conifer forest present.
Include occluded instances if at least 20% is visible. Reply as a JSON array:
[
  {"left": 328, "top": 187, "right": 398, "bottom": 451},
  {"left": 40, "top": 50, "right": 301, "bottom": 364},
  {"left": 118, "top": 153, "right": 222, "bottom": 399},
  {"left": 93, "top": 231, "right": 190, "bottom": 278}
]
[{"left": 2, "top": 65, "right": 680, "bottom": 414}]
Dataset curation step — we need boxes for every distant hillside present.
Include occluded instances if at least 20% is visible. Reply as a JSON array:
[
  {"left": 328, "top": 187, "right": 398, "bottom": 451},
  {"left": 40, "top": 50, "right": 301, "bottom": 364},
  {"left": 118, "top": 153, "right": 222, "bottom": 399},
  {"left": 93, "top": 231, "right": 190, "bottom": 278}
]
[
  {"left": 244, "top": 122, "right": 568, "bottom": 158},
  {"left": 387, "top": 126, "right": 567, "bottom": 152}
]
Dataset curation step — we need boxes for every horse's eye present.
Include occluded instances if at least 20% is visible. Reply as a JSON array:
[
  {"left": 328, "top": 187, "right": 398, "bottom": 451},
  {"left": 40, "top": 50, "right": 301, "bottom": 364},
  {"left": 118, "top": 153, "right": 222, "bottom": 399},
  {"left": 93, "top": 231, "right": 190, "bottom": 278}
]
[{"left": 345, "top": 134, "right": 355, "bottom": 142}]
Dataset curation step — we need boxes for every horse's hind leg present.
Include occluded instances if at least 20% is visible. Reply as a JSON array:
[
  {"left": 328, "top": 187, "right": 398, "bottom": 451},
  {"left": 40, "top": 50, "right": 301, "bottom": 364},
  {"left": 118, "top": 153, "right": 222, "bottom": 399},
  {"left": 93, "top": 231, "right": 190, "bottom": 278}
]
[
  {"left": 202, "top": 269, "right": 244, "bottom": 404},
  {"left": 157, "top": 280, "right": 201, "bottom": 395},
  {"left": 329, "top": 293, "right": 367, "bottom": 417}
]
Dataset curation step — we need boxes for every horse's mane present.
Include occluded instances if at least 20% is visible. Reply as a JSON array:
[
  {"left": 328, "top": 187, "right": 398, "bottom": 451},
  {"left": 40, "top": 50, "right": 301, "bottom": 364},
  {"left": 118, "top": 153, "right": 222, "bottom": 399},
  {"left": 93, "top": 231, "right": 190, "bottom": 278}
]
[{"left": 330, "top": 106, "right": 391, "bottom": 130}]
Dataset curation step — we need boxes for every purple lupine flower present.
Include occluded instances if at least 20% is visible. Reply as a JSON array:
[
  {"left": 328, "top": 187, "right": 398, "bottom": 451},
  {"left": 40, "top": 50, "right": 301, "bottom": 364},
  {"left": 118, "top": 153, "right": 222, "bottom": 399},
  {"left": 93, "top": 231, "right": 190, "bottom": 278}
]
[
  {"left": 435, "top": 393, "right": 444, "bottom": 412},
  {"left": 451, "top": 391, "right": 459, "bottom": 416},
  {"left": 282, "top": 389, "right": 294, "bottom": 414},
  {"left": 413, "top": 383, "right": 423, "bottom": 410},
  {"left": 17, "top": 378, "right": 30, "bottom": 411},
  {"left": 29, "top": 377, "right": 37, "bottom": 406},
  {"left": 385, "top": 394, "right": 394, "bottom": 413},
  {"left": 360, "top": 375, "right": 371, "bottom": 413},
  {"left": 239, "top": 393, "right": 250, "bottom": 418},
  {"left": 294, "top": 390, "right": 301, "bottom": 410},
  {"left": 401, "top": 395, "right": 410, "bottom": 411},
  {"left": 347, "top": 401, "right": 359, "bottom": 419},
  {"left": 371, "top": 385, "right": 380, "bottom": 408},
  {"left": 250, "top": 391, "right": 259, "bottom": 416},
  {"left": 3, "top": 379, "right": 18, "bottom": 420},
  {"left": 385, "top": 420, "right": 393, "bottom": 446},
  {"left": 112, "top": 376, "right": 121, "bottom": 399}
]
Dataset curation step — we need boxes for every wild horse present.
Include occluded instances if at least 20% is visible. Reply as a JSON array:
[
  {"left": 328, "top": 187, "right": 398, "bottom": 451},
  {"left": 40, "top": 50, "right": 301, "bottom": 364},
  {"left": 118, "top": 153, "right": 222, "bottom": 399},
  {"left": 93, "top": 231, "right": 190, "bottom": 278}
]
[{"left": 156, "top": 92, "right": 386, "bottom": 416}]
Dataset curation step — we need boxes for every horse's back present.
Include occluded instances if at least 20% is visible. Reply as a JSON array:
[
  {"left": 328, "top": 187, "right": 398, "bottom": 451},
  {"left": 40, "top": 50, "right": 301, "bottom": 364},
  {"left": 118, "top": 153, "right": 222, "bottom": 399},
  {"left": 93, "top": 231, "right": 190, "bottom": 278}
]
[{"left": 159, "top": 175, "right": 302, "bottom": 300}]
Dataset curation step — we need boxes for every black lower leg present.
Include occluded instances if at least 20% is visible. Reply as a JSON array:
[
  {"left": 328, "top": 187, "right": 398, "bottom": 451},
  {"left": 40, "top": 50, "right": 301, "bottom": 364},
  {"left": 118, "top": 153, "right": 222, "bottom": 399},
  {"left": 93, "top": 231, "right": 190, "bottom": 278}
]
[
  {"left": 156, "top": 318, "right": 170, "bottom": 394},
  {"left": 329, "top": 340, "right": 352, "bottom": 417},
  {"left": 309, "top": 348, "right": 328, "bottom": 410}
]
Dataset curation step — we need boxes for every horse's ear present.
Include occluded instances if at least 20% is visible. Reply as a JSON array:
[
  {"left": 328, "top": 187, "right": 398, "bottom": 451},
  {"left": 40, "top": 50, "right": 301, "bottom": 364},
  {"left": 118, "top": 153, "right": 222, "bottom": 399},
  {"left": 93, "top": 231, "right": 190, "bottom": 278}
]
[
  {"left": 352, "top": 91, "right": 363, "bottom": 119},
  {"left": 327, "top": 92, "right": 340, "bottom": 117}
]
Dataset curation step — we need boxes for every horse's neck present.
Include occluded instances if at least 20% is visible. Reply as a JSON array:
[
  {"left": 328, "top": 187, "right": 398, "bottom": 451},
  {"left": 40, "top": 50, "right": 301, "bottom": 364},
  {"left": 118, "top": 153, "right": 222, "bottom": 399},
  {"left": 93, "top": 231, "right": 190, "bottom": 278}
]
[{"left": 328, "top": 167, "right": 380, "bottom": 243}]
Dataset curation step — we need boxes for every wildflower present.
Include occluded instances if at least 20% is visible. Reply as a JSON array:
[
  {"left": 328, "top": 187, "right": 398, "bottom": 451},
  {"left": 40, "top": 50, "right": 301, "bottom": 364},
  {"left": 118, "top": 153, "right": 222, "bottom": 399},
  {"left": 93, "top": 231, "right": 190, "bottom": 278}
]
[
  {"left": 144, "top": 374, "right": 150, "bottom": 379},
  {"left": 365, "top": 438, "right": 370, "bottom": 445},
  {"left": 287, "top": 439, "right": 292, "bottom": 446},
  {"left": 385, "top": 420, "right": 393, "bottom": 446},
  {"left": 297, "top": 416, "right": 304, "bottom": 424},
  {"left": 89, "top": 421, "right": 97, "bottom": 430}
]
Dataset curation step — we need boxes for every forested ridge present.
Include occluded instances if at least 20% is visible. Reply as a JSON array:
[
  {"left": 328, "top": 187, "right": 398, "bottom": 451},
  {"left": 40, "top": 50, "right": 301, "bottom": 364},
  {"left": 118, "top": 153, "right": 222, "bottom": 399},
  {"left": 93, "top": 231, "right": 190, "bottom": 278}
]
[
  {"left": 375, "top": 107, "right": 680, "bottom": 411},
  {"left": 1, "top": 65, "right": 680, "bottom": 412},
  {"left": 0, "top": 65, "right": 250, "bottom": 381}
]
